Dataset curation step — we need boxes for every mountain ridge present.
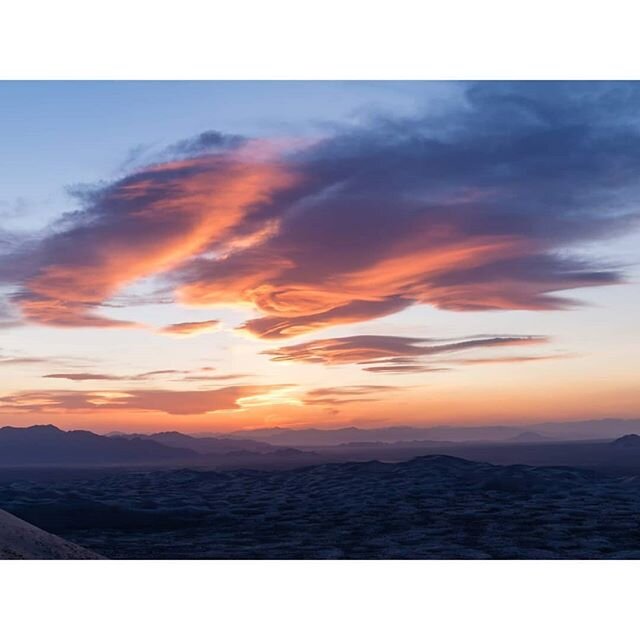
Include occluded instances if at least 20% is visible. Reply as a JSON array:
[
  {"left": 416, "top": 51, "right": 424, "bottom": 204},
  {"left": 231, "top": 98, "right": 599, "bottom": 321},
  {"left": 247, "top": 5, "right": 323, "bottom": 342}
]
[
  {"left": 0, "top": 424, "right": 199, "bottom": 466},
  {"left": 216, "top": 419, "right": 640, "bottom": 446}
]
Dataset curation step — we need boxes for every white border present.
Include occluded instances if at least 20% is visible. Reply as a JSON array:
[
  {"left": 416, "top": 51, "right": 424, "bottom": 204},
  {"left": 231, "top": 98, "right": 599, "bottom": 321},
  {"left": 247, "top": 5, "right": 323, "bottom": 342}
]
[
  {"left": 1, "top": 560, "right": 638, "bottom": 640},
  {"left": 2, "top": 2, "right": 640, "bottom": 637},
  {"left": 1, "top": 0, "right": 639, "bottom": 79}
]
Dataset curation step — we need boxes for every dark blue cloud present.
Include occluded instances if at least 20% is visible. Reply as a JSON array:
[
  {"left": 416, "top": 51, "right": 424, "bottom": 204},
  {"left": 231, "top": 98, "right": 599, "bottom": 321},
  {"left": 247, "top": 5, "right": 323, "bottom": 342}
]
[{"left": 179, "top": 82, "right": 640, "bottom": 335}]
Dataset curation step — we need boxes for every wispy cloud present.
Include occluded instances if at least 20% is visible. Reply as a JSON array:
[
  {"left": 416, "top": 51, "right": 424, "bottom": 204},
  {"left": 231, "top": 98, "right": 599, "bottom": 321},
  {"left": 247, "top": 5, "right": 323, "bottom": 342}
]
[
  {"left": 448, "top": 354, "right": 574, "bottom": 366},
  {"left": 134, "top": 369, "right": 187, "bottom": 378},
  {"left": 0, "top": 356, "right": 48, "bottom": 366},
  {"left": 302, "top": 385, "right": 397, "bottom": 406},
  {"left": 159, "top": 319, "right": 220, "bottom": 336},
  {"left": 40, "top": 366, "right": 247, "bottom": 383},
  {"left": 43, "top": 373, "right": 123, "bottom": 381},
  {"left": 0, "top": 350, "right": 91, "bottom": 367},
  {"left": 362, "top": 365, "right": 448, "bottom": 374},
  {"left": 264, "top": 333, "right": 547, "bottom": 372},
  {"left": 181, "top": 374, "right": 250, "bottom": 382}
]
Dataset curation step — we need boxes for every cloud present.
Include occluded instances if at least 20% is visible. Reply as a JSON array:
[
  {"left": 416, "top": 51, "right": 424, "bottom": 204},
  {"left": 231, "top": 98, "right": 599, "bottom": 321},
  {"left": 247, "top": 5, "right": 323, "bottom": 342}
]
[
  {"left": 43, "top": 373, "right": 123, "bottom": 381},
  {"left": 264, "top": 334, "right": 546, "bottom": 371},
  {"left": 159, "top": 319, "right": 220, "bottom": 336},
  {"left": 181, "top": 374, "right": 250, "bottom": 382},
  {"left": 134, "top": 369, "right": 187, "bottom": 378},
  {"left": 239, "top": 298, "right": 411, "bottom": 339},
  {"left": 0, "top": 356, "right": 48, "bottom": 366},
  {"left": 449, "top": 354, "right": 572, "bottom": 365},
  {"left": 40, "top": 367, "right": 247, "bottom": 382},
  {"left": 0, "top": 390, "right": 99, "bottom": 412},
  {"left": 360, "top": 353, "right": 571, "bottom": 372},
  {"left": 41, "top": 369, "right": 185, "bottom": 381},
  {"left": 302, "top": 385, "right": 396, "bottom": 406},
  {"left": 2, "top": 143, "right": 298, "bottom": 328},
  {"left": 165, "top": 130, "right": 246, "bottom": 157},
  {"left": 0, "top": 385, "right": 292, "bottom": 415},
  {"left": 99, "top": 386, "right": 289, "bottom": 415},
  {"left": 0, "top": 351, "right": 88, "bottom": 367},
  {"left": 171, "top": 83, "right": 640, "bottom": 337},
  {"left": 2, "top": 83, "right": 640, "bottom": 335},
  {"left": 362, "top": 365, "right": 448, "bottom": 374}
]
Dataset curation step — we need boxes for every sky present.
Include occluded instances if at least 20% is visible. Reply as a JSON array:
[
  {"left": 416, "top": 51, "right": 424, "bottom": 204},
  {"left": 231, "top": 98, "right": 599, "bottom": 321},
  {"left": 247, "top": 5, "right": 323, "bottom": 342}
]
[{"left": 0, "top": 81, "right": 639, "bottom": 433}]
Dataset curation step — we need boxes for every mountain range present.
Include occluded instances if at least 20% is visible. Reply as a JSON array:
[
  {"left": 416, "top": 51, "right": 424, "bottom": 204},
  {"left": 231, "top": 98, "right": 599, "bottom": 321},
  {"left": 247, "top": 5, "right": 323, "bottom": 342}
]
[
  {"left": 219, "top": 419, "right": 640, "bottom": 446},
  {"left": 3, "top": 421, "right": 640, "bottom": 470},
  {"left": 0, "top": 424, "right": 199, "bottom": 466},
  {"left": 0, "top": 424, "right": 312, "bottom": 467},
  {"left": 111, "top": 430, "right": 279, "bottom": 454}
]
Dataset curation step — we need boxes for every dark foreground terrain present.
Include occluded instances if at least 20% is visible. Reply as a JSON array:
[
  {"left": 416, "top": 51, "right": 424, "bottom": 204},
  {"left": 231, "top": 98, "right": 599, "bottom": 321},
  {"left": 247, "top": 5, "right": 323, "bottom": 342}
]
[
  {"left": 3, "top": 455, "right": 640, "bottom": 559},
  {"left": 0, "top": 508, "right": 102, "bottom": 559}
]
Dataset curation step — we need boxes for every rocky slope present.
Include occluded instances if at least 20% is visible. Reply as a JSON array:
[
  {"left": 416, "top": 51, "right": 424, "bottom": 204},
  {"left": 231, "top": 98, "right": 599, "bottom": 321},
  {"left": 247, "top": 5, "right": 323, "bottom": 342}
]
[{"left": 0, "top": 508, "right": 102, "bottom": 559}]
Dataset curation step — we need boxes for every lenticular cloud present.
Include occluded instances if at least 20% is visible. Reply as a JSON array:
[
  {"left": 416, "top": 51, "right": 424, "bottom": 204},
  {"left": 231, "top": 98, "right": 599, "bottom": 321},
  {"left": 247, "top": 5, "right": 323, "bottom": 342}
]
[{"left": 3, "top": 82, "right": 640, "bottom": 337}]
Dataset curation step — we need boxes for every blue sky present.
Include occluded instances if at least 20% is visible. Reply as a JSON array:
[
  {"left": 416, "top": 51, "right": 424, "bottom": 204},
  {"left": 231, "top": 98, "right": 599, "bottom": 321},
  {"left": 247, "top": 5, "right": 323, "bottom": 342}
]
[{"left": 0, "top": 81, "right": 461, "bottom": 230}]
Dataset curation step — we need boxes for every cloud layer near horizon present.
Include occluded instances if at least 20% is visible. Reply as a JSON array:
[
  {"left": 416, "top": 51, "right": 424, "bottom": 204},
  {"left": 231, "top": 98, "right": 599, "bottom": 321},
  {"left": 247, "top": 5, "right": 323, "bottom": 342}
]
[
  {"left": 0, "top": 383, "right": 388, "bottom": 415},
  {"left": 2, "top": 83, "right": 640, "bottom": 336},
  {"left": 0, "top": 384, "right": 290, "bottom": 415}
]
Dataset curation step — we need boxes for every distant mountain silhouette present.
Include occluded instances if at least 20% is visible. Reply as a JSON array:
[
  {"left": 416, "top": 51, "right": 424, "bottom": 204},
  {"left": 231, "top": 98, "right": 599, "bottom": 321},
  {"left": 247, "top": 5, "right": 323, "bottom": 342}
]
[
  {"left": 112, "top": 430, "right": 279, "bottom": 454},
  {"left": 223, "top": 425, "right": 527, "bottom": 446},
  {"left": 6, "top": 422, "right": 640, "bottom": 471},
  {"left": 222, "top": 419, "right": 640, "bottom": 446},
  {"left": 509, "top": 431, "right": 551, "bottom": 442},
  {"left": 610, "top": 434, "right": 640, "bottom": 448},
  {"left": 0, "top": 424, "right": 199, "bottom": 466}
]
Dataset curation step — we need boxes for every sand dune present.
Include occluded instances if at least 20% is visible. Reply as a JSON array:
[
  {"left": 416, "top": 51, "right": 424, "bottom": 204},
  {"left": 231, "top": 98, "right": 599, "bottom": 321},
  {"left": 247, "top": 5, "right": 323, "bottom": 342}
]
[{"left": 7, "top": 455, "right": 640, "bottom": 559}]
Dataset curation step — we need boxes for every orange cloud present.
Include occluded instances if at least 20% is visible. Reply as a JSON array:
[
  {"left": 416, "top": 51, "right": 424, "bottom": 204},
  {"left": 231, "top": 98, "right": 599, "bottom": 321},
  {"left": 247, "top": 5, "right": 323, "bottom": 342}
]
[
  {"left": 0, "top": 385, "right": 293, "bottom": 416},
  {"left": 264, "top": 334, "right": 548, "bottom": 372},
  {"left": 174, "top": 201, "right": 623, "bottom": 339},
  {"left": 15, "top": 150, "right": 298, "bottom": 327},
  {"left": 159, "top": 319, "right": 220, "bottom": 336},
  {"left": 240, "top": 298, "right": 411, "bottom": 339}
]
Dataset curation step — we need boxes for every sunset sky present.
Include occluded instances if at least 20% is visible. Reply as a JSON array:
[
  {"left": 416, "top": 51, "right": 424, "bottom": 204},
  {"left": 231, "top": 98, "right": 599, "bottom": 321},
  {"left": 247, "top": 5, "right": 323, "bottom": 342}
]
[{"left": 1, "top": 81, "right": 639, "bottom": 432}]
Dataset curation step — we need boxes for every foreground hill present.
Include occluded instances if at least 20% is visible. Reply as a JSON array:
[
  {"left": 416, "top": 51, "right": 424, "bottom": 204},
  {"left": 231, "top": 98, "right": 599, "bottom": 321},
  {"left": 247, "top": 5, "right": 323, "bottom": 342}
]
[
  {"left": 610, "top": 434, "right": 640, "bottom": 448},
  {"left": 0, "top": 508, "right": 102, "bottom": 559},
  {"left": 4, "top": 454, "right": 640, "bottom": 559}
]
